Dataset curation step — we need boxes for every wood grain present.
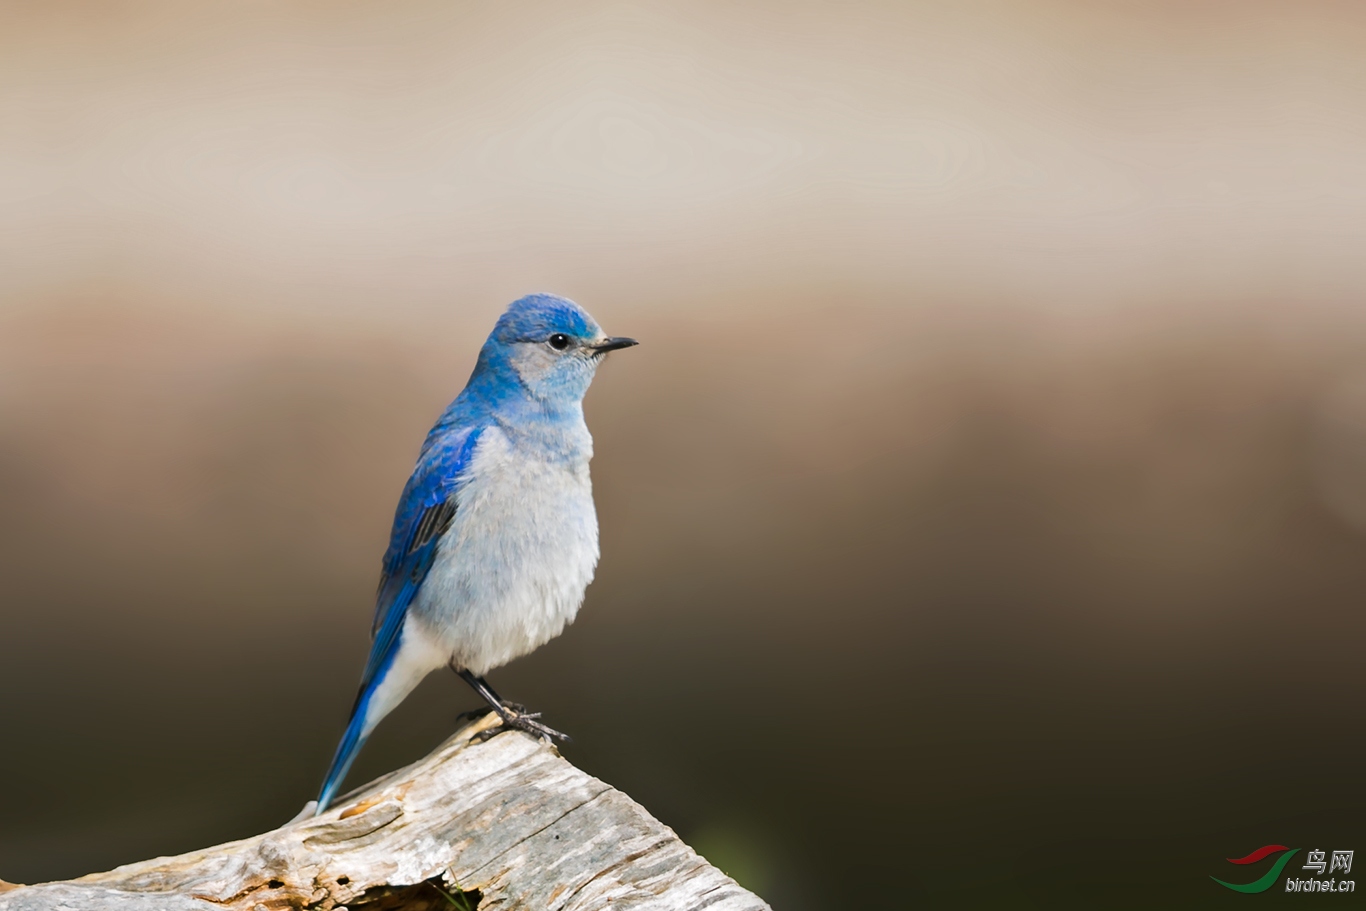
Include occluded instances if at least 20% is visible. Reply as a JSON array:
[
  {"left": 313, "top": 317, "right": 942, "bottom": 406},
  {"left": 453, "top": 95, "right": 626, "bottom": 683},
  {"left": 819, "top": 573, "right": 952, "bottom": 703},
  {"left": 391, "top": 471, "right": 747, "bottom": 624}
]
[{"left": 0, "top": 714, "right": 769, "bottom": 911}]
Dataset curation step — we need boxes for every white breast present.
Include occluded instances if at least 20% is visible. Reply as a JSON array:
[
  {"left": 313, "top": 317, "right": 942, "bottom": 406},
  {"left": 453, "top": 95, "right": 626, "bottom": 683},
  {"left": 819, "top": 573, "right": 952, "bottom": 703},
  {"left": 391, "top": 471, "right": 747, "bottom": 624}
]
[{"left": 410, "top": 424, "right": 599, "bottom": 676}]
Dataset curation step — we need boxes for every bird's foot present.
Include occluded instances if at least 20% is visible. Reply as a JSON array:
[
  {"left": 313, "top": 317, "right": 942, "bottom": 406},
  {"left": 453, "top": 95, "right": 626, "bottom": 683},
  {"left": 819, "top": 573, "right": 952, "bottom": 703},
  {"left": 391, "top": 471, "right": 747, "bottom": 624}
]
[
  {"left": 455, "top": 702, "right": 529, "bottom": 726},
  {"left": 473, "top": 706, "right": 572, "bottom": 744},
  {"left": 455, "top": 706, "right": 493, "bottom": 725}
]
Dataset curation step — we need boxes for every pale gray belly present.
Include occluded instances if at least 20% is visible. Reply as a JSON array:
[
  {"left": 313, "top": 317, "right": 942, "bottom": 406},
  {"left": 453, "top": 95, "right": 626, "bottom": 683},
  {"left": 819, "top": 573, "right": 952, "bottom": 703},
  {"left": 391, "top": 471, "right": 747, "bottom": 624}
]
[{"left": 410, "top": 429, "right": 599, "bottom": 676}]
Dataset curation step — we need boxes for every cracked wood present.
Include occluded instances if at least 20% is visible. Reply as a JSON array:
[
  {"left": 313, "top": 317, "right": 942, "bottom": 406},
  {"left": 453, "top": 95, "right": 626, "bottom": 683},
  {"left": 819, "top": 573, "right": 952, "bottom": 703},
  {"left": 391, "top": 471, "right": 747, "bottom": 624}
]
[{"left": 0, "top": 714, "right": 770, "bottom": 911}]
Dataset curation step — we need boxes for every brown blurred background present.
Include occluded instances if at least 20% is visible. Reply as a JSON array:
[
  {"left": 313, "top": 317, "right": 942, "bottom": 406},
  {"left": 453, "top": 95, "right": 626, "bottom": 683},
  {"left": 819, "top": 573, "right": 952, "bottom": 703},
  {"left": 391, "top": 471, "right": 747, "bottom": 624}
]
[{"left": 2, "top": 2, "right": 1366, "bottom": 907}]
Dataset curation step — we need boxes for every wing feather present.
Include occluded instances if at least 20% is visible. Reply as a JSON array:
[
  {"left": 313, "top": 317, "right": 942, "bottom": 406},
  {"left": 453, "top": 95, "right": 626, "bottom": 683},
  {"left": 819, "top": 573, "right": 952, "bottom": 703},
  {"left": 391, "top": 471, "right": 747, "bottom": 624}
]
[{"left": 358, "top": 425, "right": 483, "bottom": 698}]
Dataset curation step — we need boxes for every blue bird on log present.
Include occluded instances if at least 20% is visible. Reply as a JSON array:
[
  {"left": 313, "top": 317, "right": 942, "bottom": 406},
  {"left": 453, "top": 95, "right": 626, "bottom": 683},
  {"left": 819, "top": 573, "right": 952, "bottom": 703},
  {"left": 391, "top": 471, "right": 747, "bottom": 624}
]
[{"left": 315, "top": 294, "right": 637, "bottom": 814}]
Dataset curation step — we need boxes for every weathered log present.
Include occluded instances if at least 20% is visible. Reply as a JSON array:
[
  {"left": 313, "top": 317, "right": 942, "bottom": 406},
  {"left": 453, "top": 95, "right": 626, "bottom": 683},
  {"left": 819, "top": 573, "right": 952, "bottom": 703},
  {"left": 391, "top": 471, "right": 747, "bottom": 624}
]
[{"left": 0, "top": 713, "right": 769, "bottom": 910}]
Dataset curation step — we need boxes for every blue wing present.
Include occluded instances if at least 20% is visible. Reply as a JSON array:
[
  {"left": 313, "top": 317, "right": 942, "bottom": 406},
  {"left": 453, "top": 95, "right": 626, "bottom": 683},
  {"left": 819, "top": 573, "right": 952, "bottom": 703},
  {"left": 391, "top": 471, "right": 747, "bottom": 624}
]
[
  {"left": 363, "top": 424, "right": 483, "bottom": 696},
  {"left": 316, "top": 422, "right": 484, "bottom": 812}
]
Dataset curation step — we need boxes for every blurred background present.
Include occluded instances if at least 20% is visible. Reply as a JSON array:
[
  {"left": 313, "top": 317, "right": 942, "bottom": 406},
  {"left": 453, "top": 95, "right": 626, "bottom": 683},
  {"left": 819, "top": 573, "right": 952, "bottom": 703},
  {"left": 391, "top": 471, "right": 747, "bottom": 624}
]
[{"left": 2, "top": 2, "right": 1366, "bottom": 907}]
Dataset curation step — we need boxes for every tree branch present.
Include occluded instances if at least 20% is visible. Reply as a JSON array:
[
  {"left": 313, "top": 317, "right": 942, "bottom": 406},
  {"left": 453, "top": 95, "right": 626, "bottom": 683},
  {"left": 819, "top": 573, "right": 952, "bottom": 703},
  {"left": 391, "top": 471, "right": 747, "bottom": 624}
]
[{"left": 0, "top": 714, "right": 770, "bottom": 911}]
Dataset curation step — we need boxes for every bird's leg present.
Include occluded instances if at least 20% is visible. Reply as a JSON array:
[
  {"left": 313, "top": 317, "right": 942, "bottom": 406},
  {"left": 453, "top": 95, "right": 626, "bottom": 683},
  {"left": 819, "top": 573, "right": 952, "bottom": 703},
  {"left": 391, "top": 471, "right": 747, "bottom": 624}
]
[
  {"left": 468, "top": 675, "right": 526, "bottom": 714},
  {"left": 452, "top": 673, "right": 508, "bottom": 724},
  {"left": 453, "top": 667, "right": 571, "bottom": 743}
]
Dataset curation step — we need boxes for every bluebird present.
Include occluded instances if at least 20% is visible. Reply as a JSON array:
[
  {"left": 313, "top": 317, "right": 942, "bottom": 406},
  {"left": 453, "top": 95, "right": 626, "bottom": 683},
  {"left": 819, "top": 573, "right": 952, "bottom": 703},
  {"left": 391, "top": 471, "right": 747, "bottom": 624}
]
[{"left": 315, "top": 294, "right": 637, "bottom": 814}]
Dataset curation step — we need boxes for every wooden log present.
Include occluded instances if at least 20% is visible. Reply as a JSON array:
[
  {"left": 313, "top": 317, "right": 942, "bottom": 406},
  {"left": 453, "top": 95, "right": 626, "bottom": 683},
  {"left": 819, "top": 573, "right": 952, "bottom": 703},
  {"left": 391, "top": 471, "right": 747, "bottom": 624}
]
[{"left": 0, "top": 713, "right": 770, "bottom": 910}]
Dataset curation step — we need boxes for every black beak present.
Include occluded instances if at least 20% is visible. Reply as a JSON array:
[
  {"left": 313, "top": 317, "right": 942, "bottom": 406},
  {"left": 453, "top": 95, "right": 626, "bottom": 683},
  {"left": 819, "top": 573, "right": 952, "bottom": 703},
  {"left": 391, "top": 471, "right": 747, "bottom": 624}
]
[{"left": 589, "top": 337, "right": 639, "bottom": 353}]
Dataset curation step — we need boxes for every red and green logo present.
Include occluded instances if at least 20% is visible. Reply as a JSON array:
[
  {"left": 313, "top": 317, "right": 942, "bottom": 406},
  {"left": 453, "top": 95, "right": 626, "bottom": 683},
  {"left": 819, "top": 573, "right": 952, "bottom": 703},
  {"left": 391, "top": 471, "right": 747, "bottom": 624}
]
[{"left": 1212, "top": 845, "right": 1300, "bottom": 893}]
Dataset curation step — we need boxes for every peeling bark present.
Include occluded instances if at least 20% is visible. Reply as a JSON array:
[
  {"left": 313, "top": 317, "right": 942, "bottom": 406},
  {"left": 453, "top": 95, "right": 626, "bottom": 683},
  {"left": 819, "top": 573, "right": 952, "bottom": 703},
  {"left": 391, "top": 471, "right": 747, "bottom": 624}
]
[{"left": 0, "top": 714, "right": 769, "bottom": 911}]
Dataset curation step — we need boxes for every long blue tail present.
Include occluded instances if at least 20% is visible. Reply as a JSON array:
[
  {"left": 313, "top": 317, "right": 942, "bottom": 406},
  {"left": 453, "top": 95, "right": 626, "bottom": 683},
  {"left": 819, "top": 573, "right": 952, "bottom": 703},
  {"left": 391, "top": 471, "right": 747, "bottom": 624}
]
[
  {"left": 315, "top": 482, "right": 450, "bottom": 813},
  {"left": 316, "top": 682, "right": 379, "bottom": 814}
]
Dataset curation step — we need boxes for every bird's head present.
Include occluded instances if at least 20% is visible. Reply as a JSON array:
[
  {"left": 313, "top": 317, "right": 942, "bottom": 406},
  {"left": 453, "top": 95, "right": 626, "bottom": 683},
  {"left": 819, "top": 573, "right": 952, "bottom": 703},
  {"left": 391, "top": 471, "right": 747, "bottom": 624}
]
[{"left": 480, "top": 293, "right": 637, "bottom": 406}]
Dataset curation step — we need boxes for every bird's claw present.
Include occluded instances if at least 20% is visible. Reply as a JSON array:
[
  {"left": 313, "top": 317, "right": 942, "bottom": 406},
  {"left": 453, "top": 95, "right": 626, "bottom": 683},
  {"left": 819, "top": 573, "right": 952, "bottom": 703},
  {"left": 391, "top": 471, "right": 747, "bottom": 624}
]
[
  {"left": 457, "top": 701, "right": 531, "bottom": 727},
  {"left": 455, "top": 707, "right": 494, "bottom": 725},
  {"left": 473, "top": 706, "right": 572, "bottom": 744}
]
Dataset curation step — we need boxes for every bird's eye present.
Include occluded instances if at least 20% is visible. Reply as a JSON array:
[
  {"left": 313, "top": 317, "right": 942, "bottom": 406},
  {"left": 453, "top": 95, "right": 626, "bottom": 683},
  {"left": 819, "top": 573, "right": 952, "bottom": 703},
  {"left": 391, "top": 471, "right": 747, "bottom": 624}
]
[{"left": 548, "top": 333, "right": 571, "bottom": 350}]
